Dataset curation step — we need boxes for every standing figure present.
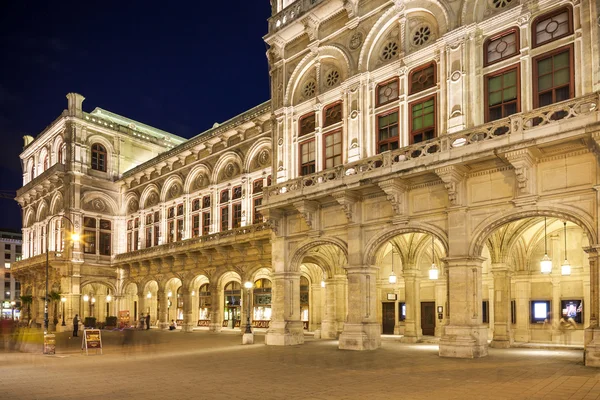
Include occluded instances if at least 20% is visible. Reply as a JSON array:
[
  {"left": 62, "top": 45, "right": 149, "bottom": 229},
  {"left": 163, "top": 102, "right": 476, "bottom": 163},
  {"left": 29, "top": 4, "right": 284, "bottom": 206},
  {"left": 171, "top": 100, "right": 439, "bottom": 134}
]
[
  {"left": 139, "top": 313, "right": 145, "bottom": 330},
  {"left": 146, "top": 313, "right": 150, "bottom": 330},
  {"left": 72, "top": 314, "right": 79, "bottom": 337}
]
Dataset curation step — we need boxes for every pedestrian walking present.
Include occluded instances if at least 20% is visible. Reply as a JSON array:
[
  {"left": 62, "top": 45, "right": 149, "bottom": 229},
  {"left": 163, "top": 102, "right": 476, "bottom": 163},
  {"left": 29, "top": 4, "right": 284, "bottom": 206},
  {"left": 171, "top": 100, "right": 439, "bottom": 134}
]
[
  {"left": 146, "top": 313, "right": 150, "bottom": 330},
  {"left": 72, "top": 314, "right": 79, "bottom": 337}
]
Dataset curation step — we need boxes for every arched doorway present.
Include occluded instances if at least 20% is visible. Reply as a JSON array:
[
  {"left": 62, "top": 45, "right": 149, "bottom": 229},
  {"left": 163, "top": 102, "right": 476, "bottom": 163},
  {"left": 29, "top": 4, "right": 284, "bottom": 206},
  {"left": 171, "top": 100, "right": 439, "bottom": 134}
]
[
  {"left": 198, "top": 283, "right": 211, "bottom": 327},
  {"left": 252, "top": 278, "right": 272, "bottom": 328},
  {"left": 223, "top": 281, "right": 241, "bottom": 329}
]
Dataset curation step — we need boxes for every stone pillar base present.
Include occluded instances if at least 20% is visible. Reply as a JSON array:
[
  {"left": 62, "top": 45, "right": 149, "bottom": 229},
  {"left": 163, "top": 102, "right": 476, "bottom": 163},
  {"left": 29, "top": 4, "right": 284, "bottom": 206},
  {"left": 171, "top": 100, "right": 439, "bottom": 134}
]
[
  {"left": 208, "top": 323, "right": 221, "bottom": 333},
  {"left": 338, "top": 323, "right": 381, "bottom": 351},
  {"left": 400, "top": 335, "right": 419, "bottom": 343},
  {"left": 182, "top": 323, "right": 194, "bottom": 333},
  {"left": 313, "top": 329, "right": 321, "bottom": 339},
  {"left": 584, "top": 327, "right": 600, "bottom": 367},
  {"left": 159, "top": 322, "right": 169, "bottom": 330},
  {"left": 265, "top": 321, "right": 304, "bottom": 346},
  {"left": 439, "top": 325, "right": 488, "bottom": 358},
  {"left": 320, "top": 320, "right": 339, "bottom": 339},
  {"left": 489, "top": 339, "right": 512, "bottom": 349},
  {"left": 242, "top": 333, "right": 254, "bottom": 345}
]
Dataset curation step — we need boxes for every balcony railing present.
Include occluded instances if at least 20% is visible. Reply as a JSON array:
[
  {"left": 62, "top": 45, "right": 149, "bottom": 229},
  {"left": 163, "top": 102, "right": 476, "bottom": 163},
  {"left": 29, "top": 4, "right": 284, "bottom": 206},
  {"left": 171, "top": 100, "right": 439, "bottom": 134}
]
[
  {"left": 17, "top": 163, "right": 65, "bottom": 197},
  {"left": 265, "top": 93, "right": 599, "bottom": 200},
  {"left": 114, "top": 222, "right": 272, "bottom": 263},
  {"left": 268, "top": 0, "right": 324, "bottom": 34}
]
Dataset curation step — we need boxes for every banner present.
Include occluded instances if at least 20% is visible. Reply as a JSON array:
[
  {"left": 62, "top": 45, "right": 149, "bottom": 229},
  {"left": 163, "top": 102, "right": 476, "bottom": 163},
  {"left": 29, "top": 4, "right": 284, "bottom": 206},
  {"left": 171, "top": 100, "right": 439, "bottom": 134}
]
[{"left": 118, "top": 310, "right": 130, "bottom": 328}]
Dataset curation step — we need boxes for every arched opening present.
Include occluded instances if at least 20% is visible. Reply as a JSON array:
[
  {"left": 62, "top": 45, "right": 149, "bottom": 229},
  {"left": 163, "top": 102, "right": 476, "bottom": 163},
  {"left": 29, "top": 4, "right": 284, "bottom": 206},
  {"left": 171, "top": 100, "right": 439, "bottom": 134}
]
[
  {"left": 80, "top": 282, "right": 113, "bottom": 327},
  {"left": 91, "top": 143, "right": 107, "bottom": 172},
  {"left": 142, "top": 280, "right": 159, "bottom": 327},
  {"left": 223, "top": 281, "right": 241, "bottom": 329},
  {"left": 473, "top": 215, "right": 592, "bottom": 347},
  {"left": 121, "top": 282, "right": 139, "bottom": 328},
  {"left": 164, "top": 278, "right": 182, "bottom": 327},
  {"left": 252, "top": 278, "right": 272, "bottom": 328},
  {"left": 198, "top": 283, "right": 212, "bottom": 327}
]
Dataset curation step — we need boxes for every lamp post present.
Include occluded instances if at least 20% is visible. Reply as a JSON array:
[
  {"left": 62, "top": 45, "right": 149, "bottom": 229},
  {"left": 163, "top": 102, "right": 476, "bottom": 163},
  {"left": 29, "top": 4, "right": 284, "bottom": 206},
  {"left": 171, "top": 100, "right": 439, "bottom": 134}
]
[
  {"left": 241, "top": 281, "right": 254, "bottom": 345},
  {"left": 44, "top": 215, "right": 78, "bottom": 334},
  {"left": 60, "top": 297, "right": 66, "bottom": 326}
]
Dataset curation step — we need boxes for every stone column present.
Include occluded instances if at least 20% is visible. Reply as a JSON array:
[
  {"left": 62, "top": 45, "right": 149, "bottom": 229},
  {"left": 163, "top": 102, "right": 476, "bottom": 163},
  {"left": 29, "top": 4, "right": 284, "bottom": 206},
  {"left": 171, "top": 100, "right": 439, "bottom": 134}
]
[
  {"left": 434, "top": 276, "right": 447, "bottom": 337},
  {"left": 339, "top": 265, "right": 381, "bottom": 350},
  {"left": 439, "top": 256, "right": 488, "bottom": 358},
  {"left": 490, "top": 264, "right": 512, "bottom": 348},
  {"left": 321, "top": 276, "right": 341, "bottom": 339},
  {"left": 584, "top": 247, "right": 600, "bottom": 366},
  {"left": 208, "top": 284, "right": 222, "bottom": 332},
  {"left": 401, "top": 267, "right": 421, "bottom": 343},
  {"left": 310, "top": 283, "right": 323, "bottom": 332},
  {"left": 158, "top": 288, "right": 169, "bottom": 330},
  {"left": 265, "top": 271, "right": 304, "bottom": 346},
  {"left": 181, "top": 286, "right": 194, "bottom": 333},
  {"left": 513, "top": 277, "right": 530, "bottom": 342}
]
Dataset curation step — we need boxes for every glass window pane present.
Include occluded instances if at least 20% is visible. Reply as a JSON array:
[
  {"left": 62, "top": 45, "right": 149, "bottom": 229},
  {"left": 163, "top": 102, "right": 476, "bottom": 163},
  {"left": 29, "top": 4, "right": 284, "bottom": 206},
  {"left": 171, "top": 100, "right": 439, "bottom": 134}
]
[
  {"left": 538, "top": 75, "right": 553, "bottom": 91},
  {"left": 538, "top": 58, "right": 552, "bottom": 75},
  {"left": 503, "top": 87, "right": 517, "bottom": 101},
  {"left": 489, "top": 92, "right": 502, "bottom": 106}
]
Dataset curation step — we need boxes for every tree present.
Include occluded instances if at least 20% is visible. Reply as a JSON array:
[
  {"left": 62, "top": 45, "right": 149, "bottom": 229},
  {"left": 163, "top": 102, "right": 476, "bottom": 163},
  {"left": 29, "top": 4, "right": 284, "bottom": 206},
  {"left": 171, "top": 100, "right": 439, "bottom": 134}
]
[{"left": 19, "top": 295, "right": 33, "bottom": 324}]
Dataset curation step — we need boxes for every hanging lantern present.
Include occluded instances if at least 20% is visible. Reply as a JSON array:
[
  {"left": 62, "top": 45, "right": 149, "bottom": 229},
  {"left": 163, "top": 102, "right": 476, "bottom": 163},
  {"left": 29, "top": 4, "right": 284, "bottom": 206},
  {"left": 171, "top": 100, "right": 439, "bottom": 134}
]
[
  {"left": 561, "top": 222, "right": 571, "bottom": 276},
  {"left": 540, "top": 217, "right": 552, "bottom": 274},
  {"left": 429, "top": 235, "right": 438, "bottom": 280},
  {"left": 388, "top": 246, "right": 397, "bottom": 284}
]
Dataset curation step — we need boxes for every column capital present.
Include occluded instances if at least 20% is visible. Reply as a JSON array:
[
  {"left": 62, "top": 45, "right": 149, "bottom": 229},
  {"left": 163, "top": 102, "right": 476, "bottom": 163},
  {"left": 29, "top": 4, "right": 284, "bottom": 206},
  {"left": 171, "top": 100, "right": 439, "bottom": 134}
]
[{"left": 443, "top": 256, "right": 486, "bottom": 267}]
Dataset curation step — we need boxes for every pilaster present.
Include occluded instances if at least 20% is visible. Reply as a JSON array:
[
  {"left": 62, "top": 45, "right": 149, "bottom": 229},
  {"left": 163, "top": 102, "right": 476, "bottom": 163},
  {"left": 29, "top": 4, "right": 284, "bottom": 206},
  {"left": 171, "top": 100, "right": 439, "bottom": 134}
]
[
  {"left": 401, "top": 267, "right": 421, "bottom": 343},
  {"left": 265, "top": 271, "right": 304, "bottom": 346},
  {"left": 489, "top": 264, "right": 512, "bottom": 348}
]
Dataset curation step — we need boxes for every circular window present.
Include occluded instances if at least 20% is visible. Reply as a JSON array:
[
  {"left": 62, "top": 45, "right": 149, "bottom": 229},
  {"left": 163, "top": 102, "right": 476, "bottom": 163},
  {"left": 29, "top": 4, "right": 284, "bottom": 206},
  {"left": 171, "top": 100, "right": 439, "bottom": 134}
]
[
  {"left": 412, "top": 26, "right": 431, "bottom": 47},
  {"left": 492, "top": 0, "right": 513, "bottom": 8},
  {"left": 303, "top": 80, "right": 316, "bottom": 98},
  {"left": 381, "top": 41, "right": 399, "bottom": 61},
  {"left": 326, "top": 70, "right": 340, "bottom": 87}
]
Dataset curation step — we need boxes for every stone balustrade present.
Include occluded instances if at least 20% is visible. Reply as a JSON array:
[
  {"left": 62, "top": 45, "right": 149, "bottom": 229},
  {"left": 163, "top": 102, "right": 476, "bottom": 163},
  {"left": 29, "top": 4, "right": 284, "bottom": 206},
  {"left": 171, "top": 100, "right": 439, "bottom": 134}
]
[{"left": 268, "top": 0, "right": 324, "bottom": 33}]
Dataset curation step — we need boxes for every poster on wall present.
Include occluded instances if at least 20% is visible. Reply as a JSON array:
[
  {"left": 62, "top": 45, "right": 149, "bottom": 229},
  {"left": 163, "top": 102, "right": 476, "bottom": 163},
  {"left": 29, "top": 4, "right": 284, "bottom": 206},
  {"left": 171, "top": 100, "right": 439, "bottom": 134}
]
[
  {"left": 118, "top": 310, "right": 130, "bottom": 328},
  {"left": 561, "top": 299, "right": 583, "bottom": 324}
]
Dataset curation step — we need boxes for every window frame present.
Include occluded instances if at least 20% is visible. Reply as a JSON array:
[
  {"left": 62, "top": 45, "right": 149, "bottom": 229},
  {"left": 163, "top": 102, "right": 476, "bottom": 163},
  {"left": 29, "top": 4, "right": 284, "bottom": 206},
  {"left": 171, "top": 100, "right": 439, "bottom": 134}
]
[
  {"left": 376, "top": 109, "right": 400, "bottom": 154},
  {"left": 483, "top": 27, "right": 520, "bottom": 67},
  {"left": 322, "top": 129, "right": 343, "bottom": 170},
  {"left": 322, "top": 101, "right": 343, "bottom": 128},
  {"left": 484, "top": 64, "right": 521, "bottom": 122},
  {"left": 91, "top": 143, "right": 107, "bottom": 172},
  {"left": 532, "top": 6, "right": 573, "bottom": 49},
  {"left": 298, "top": 112, "right": 316, "bottom": 137},
  {"left": 532, "top": 44, "right": 574, "bottom": 109},
  {"left": 408, "top": 95, "right": 437, "bottom": 145},
  {"left": 408, "top": 62, "right": 437, "bottom": 95},
  {"left": 298, "top": 138, "right": 316, "bottom": 176},
  {"left": 375, "top": 77, "right": 400, "bottom": 107}
]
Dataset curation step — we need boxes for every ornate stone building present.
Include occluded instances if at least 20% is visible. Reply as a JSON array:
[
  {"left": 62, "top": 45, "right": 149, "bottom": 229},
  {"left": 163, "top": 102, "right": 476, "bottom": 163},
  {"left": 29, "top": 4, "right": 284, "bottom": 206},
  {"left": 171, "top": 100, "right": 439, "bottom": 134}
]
[{"left": 13, "top": 0, "right": 600, "bottom": 365}]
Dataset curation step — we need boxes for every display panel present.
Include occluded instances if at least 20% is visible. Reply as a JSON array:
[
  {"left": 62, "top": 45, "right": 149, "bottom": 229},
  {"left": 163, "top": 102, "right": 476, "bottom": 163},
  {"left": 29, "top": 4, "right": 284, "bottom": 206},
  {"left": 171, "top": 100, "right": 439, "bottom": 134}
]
[
  {"left": 530, "top": 300, "right": 551, "bottom": 323},
  {"left": 398, "top": 302, "right": 406, "bottom": 321},
  {"left": 561, "top": 299, "right": 583, "bottom": 324}
]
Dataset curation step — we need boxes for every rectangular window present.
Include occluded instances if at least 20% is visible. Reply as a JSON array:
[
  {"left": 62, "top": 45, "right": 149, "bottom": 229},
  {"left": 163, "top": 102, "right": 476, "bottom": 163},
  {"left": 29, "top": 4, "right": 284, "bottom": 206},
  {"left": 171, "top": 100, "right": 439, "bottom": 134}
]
[
  {"left": 485, "top": 28, "right": 519, "bottom": 66},
  {"left": 253, "top": 179, "right": 263, "bottom": 194},
  {"left": 232, "top": 203, "right": 242, "bottom": 229},
  {"left": 299, "top": 113, "right": 316, "bottom": 137},
  {"left": 168, "top": 207, "right": 175, "bottom": 219},
  {"left": 533, "top": 7, "right": 572, "bottom": 48},
  {"left": 299, "top": 140, "right": 316, "bottom": 176},
  {"left": 409, "top": 63, "right": 436, "bottom": 95},
  {"left": 99, "top": 232, "right": 111, "bottom": 255},
  {"left": 176, "top": 219, "right": 184, "bottom": 241},
  {"left": 220, "top": 190, "right": 229, "bottom": 204},
  {"left": 511, "top": 300, "right": 517, "bottom": 324},
  {"left": 533, "top": 46, "right": 573, "bottom": 108},
  {"left": 410, "top": 97, "right": 436, "bottom": 144},
  {"left": 202, "top": 212, "right": 211, "bottom": 236},
  {"left": 168, "top": 220, "right": 175, "bottom": 243},
  {"left": 146, "top": 227, "right": 152, "bottom": 248},
  {"left": 177, "top": 204, "right": 184, "bottom": 216},
  {"left": 485, "top": 66, "right": 520, "bottom": 122},
  {"left": 482, "top": 301, "right": 489, "bottom": 323},
  {"left": 4, "top": 253, "right": 10, "bottom": 260},
  {"left": 202, "top": 196, "right": 211, "bottom": 209},
  {"left": 221, "top": 207, "right": 229, "bottom": 232},
  {"left": 192, "top": 214, "right": 200, "bottom": 238},
  {"left": 377, "top": 111, "right": 399, "bottom": 153},
  {"left": 192, "top": 199, "right": 200, "bottom": 212},
  {"left": 377, "top": 78, "right": 399, "bottom": 106},
  {"left": 153, "top": 225, "right": 160, "bottom": 246},
  {"left": 253, "top": 197, "right": 263, "bottom": 224},
  {"left": 15, "top": 245, "right": 21, "bottom": 254},
  {"left": 232, "top": 186, "right": 242, "bottom": 200},
  {"left": 323, "top": 130, "right": 342, "bottom": 169},
  {"left": 323, "top": 102, "right": 342, "bottom": 127},
  {"left": 84, "top": 230, "right": 96, "bottom": 254},
  {"left": 4, "top": 244, "right": 10, "bottom": 251}
]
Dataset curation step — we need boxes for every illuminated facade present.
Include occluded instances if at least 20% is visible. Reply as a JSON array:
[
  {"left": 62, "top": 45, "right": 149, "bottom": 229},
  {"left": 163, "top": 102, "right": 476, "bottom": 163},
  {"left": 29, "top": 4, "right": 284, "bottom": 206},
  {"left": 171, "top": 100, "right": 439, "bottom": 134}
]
[{"left": 13, "top": 0, "right": 600, "bottom": 365}]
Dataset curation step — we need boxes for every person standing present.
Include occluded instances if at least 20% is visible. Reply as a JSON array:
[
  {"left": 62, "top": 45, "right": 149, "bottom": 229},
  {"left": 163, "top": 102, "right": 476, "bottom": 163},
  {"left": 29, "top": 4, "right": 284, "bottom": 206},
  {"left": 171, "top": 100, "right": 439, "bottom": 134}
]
[
  {"left": 72, "top": 314, "right": 79, "bottom": 337},
  {"left": 145, "top": 313, "right": 150, "bottom": 330}
]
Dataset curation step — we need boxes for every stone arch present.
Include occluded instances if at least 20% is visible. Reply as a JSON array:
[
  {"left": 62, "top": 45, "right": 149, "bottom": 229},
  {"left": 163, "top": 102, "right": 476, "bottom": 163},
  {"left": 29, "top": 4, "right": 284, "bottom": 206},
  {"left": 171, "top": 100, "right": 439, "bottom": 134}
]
[
  {"left": 459, "top": 0, "right": 519, "bottom": 26},
  {"left": 189, "top": 274, "right": 210, "bottom": 292},
  {"left": 358, "top": 4, "right": 403, "bottom": 71},
  {"left": 38, "top": 146, "right": 50, "bottom": 172},
  {"left": 290, "top": 237, "right": 348, "bottom": 275},
  {"left": 469, "top": 207, "right": 597, "bottom": 258},
  {"left": 404, "top": 8, "right": 443, "bottom": 52},
  {"left": 36, "top": 200, "right": 49, "bottom": 222},
  {"left": 24, "top": 207, "right": 36, "bottom": 228},
  {"left": 49, "top": 192, "right": 64, "bottom": 215},
  {"left": 52, "top": 135, "right": 64, "bottom": 165},
  {"left": 80, "top": 280, "right": 118, "bottom": 295},
  {"left": 184, "top": 164, "right": 213, "bottom": 194},
  {"left": 81, "top": 191, "right": 118, "bottom": 216},
  {"left": 216, "top": 270, "right": 243, "bottom": 289},
  {"left": 285, "top": 51, "right": 318, "bottom": 106},
  {"left": 160, "top": 174, "right": 184, "bottom": 203},
  {"left": 118, "top": 278, "right": 140, "bottom": 295},
  {"left": 245, "top": 138, "right": 272, "bottom": 173},
  {"left": 247, "top": 265, "right": 273, "bottom": 282},
  {"left": 87, "top": 134, "right": 114, "bottom": 172},
  {"left": 140, "top": 184, "right": 161, "bottom": 210},
  {"left": 123, "top": 192, "right": 140, "bottom": 215},
  {"left": 26, "top": 158, "right": 35, "bottom": 182},
  {"left": 363, "top": 223, "right": 449, "bottom": 266},
  {"left": 212, "top": 151, "right": 243, "bottom": 184}
]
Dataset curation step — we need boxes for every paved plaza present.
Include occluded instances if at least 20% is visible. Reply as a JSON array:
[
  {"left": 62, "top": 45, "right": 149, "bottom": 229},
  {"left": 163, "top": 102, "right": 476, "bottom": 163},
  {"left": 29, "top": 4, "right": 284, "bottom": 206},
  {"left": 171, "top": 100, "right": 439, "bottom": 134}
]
[{"left": 1, "top": 330, "right": 600, "bottom": 400}]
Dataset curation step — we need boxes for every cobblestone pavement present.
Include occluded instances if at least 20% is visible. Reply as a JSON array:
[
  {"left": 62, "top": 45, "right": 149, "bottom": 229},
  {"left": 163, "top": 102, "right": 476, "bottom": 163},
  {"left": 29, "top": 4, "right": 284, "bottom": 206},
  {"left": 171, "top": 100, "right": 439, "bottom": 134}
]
[{"left": 1, "top": 330, "right": 600, "bottom": 400}]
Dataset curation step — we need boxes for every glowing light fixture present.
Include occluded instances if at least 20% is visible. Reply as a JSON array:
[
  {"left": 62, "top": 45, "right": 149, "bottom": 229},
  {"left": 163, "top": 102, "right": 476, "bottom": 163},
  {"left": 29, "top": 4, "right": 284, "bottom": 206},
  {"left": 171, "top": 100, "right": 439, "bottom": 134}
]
[
  {"left": 83, "top": 294, "right": 89, "bottom": 302},
  {"left": 540, "top": 217, "right": 552, "bottom": 274},
  {"left": 106, "top": 294, "right": 112, "bottom": 302},
  {"left": 561, "top": 222, "right": 571, "bottom": 276},
  {"left": 147, "top": 292, "right": 152, "bottom": 299},
  {"left": 388, "top": 245, "right": 397, "bottom": 284},
  {"left": 244, "top": 281, "right": 253, "bottom": 289},
  {"left": 429, "top": 236, "right": 439, "bottom": 280}
]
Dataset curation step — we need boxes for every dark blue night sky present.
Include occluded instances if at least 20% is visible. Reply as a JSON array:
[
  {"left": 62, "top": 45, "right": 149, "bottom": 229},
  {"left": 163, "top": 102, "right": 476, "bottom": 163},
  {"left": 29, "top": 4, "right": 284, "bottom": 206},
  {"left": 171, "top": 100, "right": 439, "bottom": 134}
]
[{"left": 0, "top": 1, "right": 272, "bottom": 231}]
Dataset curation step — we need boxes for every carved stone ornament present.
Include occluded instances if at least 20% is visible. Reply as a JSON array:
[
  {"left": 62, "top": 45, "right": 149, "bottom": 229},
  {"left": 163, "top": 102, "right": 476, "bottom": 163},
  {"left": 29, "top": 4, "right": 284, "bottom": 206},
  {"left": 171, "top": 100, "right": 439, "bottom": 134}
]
[
  {"left": 224, "top": 163, "right": 238, "bottom": 178},
  {"left": 92, "top": 199, "right": 106, "bottom": 212},
  {"left": 169, "top": 183, "right": 181, "bottom": 200},
  {"left": 349, "top": 31, "right": 364, "bottom": 51},
  {"left": 450, "top": 71, "right": 462, "bottom": 82},
  {"left": 257, "top": 149, "right": 270, "bottom": 167},
  {"left": 128, "top": 199, "right": 139, "bottom": 213},
  {"left": 146, "top": 192, "right": 159, "bottom": 208},
  {"left": 195, "top": 173, "right": 208, "bottom": 190}
]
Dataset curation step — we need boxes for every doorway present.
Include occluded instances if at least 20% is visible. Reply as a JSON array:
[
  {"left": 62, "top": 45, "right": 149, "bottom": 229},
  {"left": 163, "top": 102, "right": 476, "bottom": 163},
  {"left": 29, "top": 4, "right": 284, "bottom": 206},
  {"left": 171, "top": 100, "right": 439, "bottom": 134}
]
[
  {"left": 382, "top": 302, "right": 395, "bottom": 334},
  {"left": 421, "top": 302, "right": 435, "bottom": 336}
]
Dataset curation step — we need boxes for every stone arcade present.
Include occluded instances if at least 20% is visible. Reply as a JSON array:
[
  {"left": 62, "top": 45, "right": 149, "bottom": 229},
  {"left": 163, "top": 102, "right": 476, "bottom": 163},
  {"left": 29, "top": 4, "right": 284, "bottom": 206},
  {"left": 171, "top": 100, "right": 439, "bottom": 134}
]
[{"left": 13, "top": 0, "right": 600, "bottom": 365}]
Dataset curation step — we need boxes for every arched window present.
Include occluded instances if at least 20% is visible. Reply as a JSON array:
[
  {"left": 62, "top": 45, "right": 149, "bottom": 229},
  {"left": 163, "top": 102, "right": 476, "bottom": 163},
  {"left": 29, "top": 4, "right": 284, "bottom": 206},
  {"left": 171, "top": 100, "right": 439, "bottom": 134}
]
[
  {"left": 91, "top": 143, "right": 107, "bottom": 172},
  {"left": 43, "top": 154, "right": 49, "bottom": 171},
  {"left": 29, "top": 161, "right": 35, "bottom": 181}
]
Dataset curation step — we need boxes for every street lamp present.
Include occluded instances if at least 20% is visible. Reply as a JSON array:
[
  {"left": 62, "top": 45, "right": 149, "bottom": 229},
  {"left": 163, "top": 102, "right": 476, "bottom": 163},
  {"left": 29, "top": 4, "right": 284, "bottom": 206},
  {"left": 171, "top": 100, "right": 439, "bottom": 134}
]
[
  {"left": 243, "top": 281, "right": 253, "bottom": 334},
  {"left": 44, "top": 214, "right": 78, "bottom": 334},
  {"left": 60, "top": 297, "right": 66, "bottom": 326}
]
